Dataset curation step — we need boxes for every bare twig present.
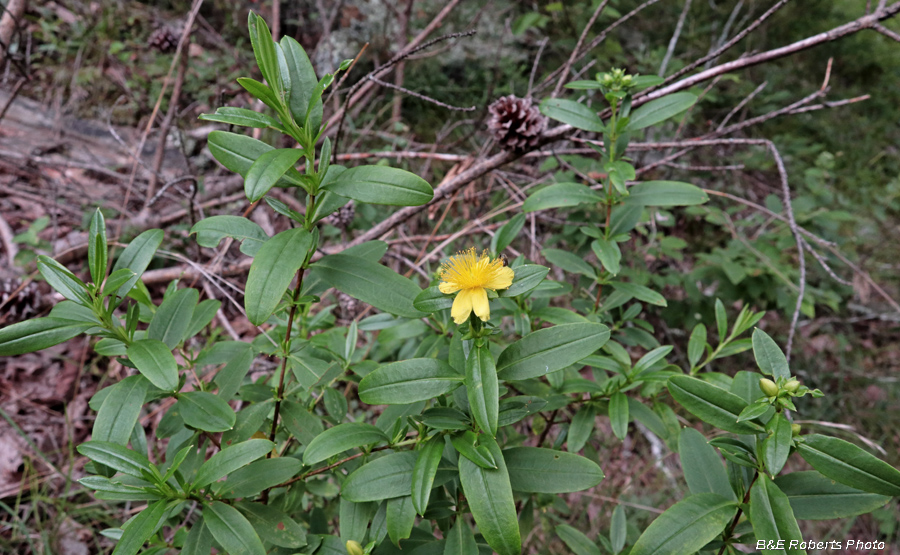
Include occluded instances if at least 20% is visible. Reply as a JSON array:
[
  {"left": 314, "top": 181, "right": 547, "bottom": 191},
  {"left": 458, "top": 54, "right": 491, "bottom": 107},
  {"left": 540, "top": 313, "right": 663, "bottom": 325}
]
[
  {"left": 0, "top": 0, "right": 26, "bottom": 69},
  {"left": 659, "top": 0, "right": 693, "bottom": 77},
  {"left": 367, "top": 76, "right": 476, "bottom": 111},
  {"left": 551, "top": 0, "right": 610, "bottom": 97}
]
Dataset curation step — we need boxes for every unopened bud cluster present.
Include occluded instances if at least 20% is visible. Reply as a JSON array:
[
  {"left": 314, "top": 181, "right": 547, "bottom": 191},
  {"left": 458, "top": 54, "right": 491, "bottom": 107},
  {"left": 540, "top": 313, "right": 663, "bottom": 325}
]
[{"left": 597, "top": 68, "right": 635, "bottom": 92}]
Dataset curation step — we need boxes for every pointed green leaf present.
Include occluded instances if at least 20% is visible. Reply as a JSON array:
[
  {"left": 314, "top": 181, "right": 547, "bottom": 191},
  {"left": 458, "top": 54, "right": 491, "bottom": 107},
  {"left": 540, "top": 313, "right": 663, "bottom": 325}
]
[
  {"left": 679, "top": 428, "right": 735, "bottom": 500},
  {"left": 796, "top": 434, "right": 900, "bottom": 496},
  {"left": 539, "top": 98, "right": 604, "bottom": 132},
  {"left": 127, "top": 339, "right": 179, "bottom": 392},
  {"left": 458, "top": 436, "right": 521, "bottom": 555},
  {"left": 412, "top": 436, "right": 445, "bottom": 515},
  {"left": 205, "top": 500, "right": 266, "bottom": 555},
  {"left": 567, "top": 404, "right": 596, "bottom": 453},
  {"left": 752, "top": 329, "right": 790, "bottom": 380},
  {"left": 190, "top": 216, "right": 269, "bottom": 257},
  {"left": 667, "top": 375, "right": 764, "bottom": 435},
  {"left": 244, "top": 148, "right": 304, "bottom": 202},
  {"left": 497, "top": 323, "right": 610, "bottom": 381},
  {"left": 763, "top": 413, "right": 793, "bottom": 476},
  {"left": 386, "top": 495, "right": 416, "bottom": 547},
  {"left": 0, "top": 318, "right": 93, "bottom": 356},
  {"left": 523, "top": 183, "right": 603, "bottom": 213},
  {"left": 111, "top": 229, "right": 164, "bottom": 298},
  {"left": 774, "top": 471, "right": 891, "bottom": 520},
  {"left": 148, "top": 288, "right": 199, "bottom": 349},
  {"left": 194, "top": 438, "right": 275, "bottom": 489},
  {"left": 94, "top": 376, "right": 148, "bottom": 445},
  {"left": 443, "top": 517, "right": 478, "bottom": 555},
  {"left": 245, "top": 227, "right": 313, "bottom": 325},
  {"left": 217, "top": 457, "right": 301, "bottom": 499},
  {"left": 111, "top": 500, "right": 166, "bottom": 555},
  {"left": 626, "top": 93, "right": 697, "bottom": 131},
  {"left": 359, "top": 359, "right": 463, "bottom": 405},
  {"left": 237, "top": 500, "right": 307, "bottom": 548},
  {"left": 303, "top": 423, "right": 388, "bottom": 466},
  {"left": 178, "top": 391, "right": 236, "bottom": 433},
  {"left": 609, "top": 392, "right": 630, "bottom": 440},
  {"left": 749, "top": 475, "right": 805, "bottom": 555},
  {"left": 630, "top": 493, "right": 736, "bottom": 555},
  {"left": 556, "top": 524, "right": 601, "bottom": 555},
  {"left": 77, "top": 441, "right": 153, "bottom": 479},
  {"left": 323, "top": 165, "right": 433, "bottom": 206},
  {"left": 504, "top": 447, "right": 604, "bottom": 493},
  {"left": 466, "top": 345, "right": 498, "bottom": 436}
]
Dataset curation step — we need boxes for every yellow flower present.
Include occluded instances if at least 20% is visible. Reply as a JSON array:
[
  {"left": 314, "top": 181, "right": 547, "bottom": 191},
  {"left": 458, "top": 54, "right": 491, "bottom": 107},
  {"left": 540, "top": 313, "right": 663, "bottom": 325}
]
[{"left": 439, "top": 248, "right": 515, "bottom": 324}]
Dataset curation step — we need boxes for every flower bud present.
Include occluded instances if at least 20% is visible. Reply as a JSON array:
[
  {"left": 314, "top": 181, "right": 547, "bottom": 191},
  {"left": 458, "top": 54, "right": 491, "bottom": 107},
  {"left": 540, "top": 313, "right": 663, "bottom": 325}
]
[
  {"left": 759, "top": 378, "right": 779, "bottom": 397},
  {"left": 346, "top": 540, "right": 364, "bottom": 555},
  {"left": 791, "top": 423, "right": 802, "bottom": 437},
  {"left": 784, "top": 379, "right": 801, "bottom": 393}
]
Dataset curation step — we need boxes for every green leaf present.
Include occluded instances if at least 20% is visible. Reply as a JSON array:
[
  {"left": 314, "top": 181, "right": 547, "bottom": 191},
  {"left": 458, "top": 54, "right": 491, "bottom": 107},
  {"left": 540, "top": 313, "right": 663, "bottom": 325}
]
[
  {"left": 678, "top": 428, "right": 735, "bottom": 500},
  {"left": 458, "top": 436, "right": 521, "bottom": 555},
  {"left": 199, "top": 106, "right": 283, "bottom": 129},
  {"left": 94, "top": 376, "right": 148, "bottom": 446},
  {"left": 564, "top": 80, "right": 603, "bottom": 90},
  {"left": 280, "top": 36, "right": 320, "bottom": 129},
  {"left": 499, "top": 264, "right": 551, "bottom": 298},
  {"left": 244, "top": 148, "right": 304, "bottom": 202},
  {"left": 236, "top": 76, "right": 283, "bottom": 113},
  {"left": 77, "top": 441, "right": 153, "bottom": 479},
  {"left": 205, "top": 500, "right": 266, "bottom": 555},
  {"left": 610, "top": 505, "right": 626, "bottom": 554},
  {"left": 237, "top": 501, "right": 307, "bottom": 548},
  {"left": 342, "top": 452, "right": 455, "bottom": 502},
  {"left": 626, "top": 92, "right": 697, "bottom": 131},
  {"left": 359, "top": 359, "right": 463, "bottom": 405},
  {"left": 609, "top": 281, "right": 667, "bottom": 306},
  {"left": 245, "top": 227, "right": 313, "bottom": 325},
  {"left": 542, "top": 248, "right": 597, "bottom": 278},
  {"left": 148, "top": 288, "right": 199, "bottom": 350},
  {"left": 736, "top": 398, "right": 771, "bottom": 422},
  {"left": 504, "top": 447, "right": 604, "bottom": 493},
  {"left": 0, "top": 318, "right": 93, "bottom": 356},
  {"left": 323, "top": 165, "right": 433, "bottom": 206},
  {"left": 539, "top": 98, "right": 604, "bottom": 132},
  {"left": 667, "top": 375, "right": 764, "bottom": 435},
  {"left": 714, "top": 299, "right": 727, "bottom": 341},
  {"left": 101, "top": 269, "right": 138, "bottom": 300},
  {"left": 497, "top": 323, "right": 610, "bottom": 381},
  {"left": 556, "top": 525, "right": 601, "bottom": 555},
  {"left": 88, "top": 209, "right": 108, "bottom": 286},
  {"left": 763, "top": 413, "right": 793, "bottom": 476},
  {"left": 443, "top": 518, "right": 478, "bottom": 555},
  {"left": 111, "top": 229, "right": 164, "bottom": 298},
  {"left": 774, "top": 471, "right": 891, "bottom": 520},
  {"left": 190, "top": 216, "right": 269, "bottom": 257},
  {"left": 185, "top": 299, "right": 222, "bottom": 341},
  {"left": 207, "top": 131, "right": 307, "bottom": 189},
  {"left": 303, "top": 423, "right": 389, "bottom": 465},
  {"left": 182, "top": 520, "right": 212, "bottom": 555},
  {"left": 623, "top": 181, "right": 708, "bottom": 207},
  {"left": 466, "top": 345, "right": 499, "bottom": 436},
  {"left": 178, "top": 391, "right": 236, "bottom": 433},
  {"left": 491, "top": 213, "right": 526, "bottom": 254},
  {"left": 339, "top": 498, "right": 377, "bottom": 544},
  {"left": 567, "top": 404, "right": 597, "bottom": 453},
  {"left": 386, "top": 496, "right": 416, "bottom": 547},
  {"left": 247, "top": 12, "right": 281, "bottom": 97},
  {"left": 111, "top": 500, "right": 166, "bottom": 555},
  {"left": 749, "top": 475, "right": 805, "bottom": 555},
  {"left": 752, "top": 329, "right": 790, "bottom": 380},
  {"left": 796, "top": 434, "right": 900, "bottom": 496},
  {"left": 280, "top": 400, "right": 324, "bottom": 446},
  {"left": 412, "top": 435, "right": 444, "bottom": 516},
  {"left": 413, "top": 286, "right": 454, "bottom": 313},
  {"left": 523, "top": 183, "right": 603, "bottom": 213},
  {"left": 687, "top": 324, "right": 707, "bottom": 368},
  {"left": 630, "top": 493, "right": 736, "bottom": 555},
  {"left": 37, "top": 255, "right": 91, "bottom": 305},
  {"left": 193, "top": 438, "right": 275, "bottom": 489},
  {"left": 608, "top": 392, "right": 629, "bottom": 440},
  {"left": 310, "top": 253, "right": 425, "bottom": 319},
  {"left": 451, "top": 431, "right": 497, "bottom": 470},
  {"left": 127, "top": 339, "right": 179, "bottom": 392},
  {"left": 591, "top": 238, "right": 621, "bottom": 275},
  {"left": 217, "top": 456, "right": 301, "bottom": 498}
]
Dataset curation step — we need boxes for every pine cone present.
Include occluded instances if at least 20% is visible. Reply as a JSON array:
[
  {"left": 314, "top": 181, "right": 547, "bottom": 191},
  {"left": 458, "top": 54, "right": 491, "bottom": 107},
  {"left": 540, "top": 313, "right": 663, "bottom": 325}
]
[
  {"left": 487, "top": 95, "right": 547, "bottom": 151},
  {"left": 324, "top": 201, "right": 355, "bottom": 230},
  {"left": 1, "top": 277, "right": 48, "bottom": 324},
  {"left": 148, "top": 26, "right": 180, "bottom": 53}
]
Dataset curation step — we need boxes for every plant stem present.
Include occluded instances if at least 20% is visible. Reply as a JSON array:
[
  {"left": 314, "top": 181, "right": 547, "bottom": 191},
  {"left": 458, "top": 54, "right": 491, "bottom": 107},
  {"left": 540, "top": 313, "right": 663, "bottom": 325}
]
[
  {"left": 269, "top": 267, "right": 307, "bottom": 446},
  {"left": 717, "top": 472, "right": 758, "bottom": 555}
]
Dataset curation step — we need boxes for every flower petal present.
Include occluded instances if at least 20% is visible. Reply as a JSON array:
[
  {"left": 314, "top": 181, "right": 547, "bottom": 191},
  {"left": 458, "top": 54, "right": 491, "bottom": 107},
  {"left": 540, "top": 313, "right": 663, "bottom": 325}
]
[
  {"left": 451, "top": 288, "right": 475, "bottom": 324},
  {"left": 439, "top": 281, "right": 461, "bottom": 294},
  {"left": 484, "top": 265, "right": 515, "bottom": 291},
  {"left": 471, "top": 287, "right": 490, "bottom": 322}
]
